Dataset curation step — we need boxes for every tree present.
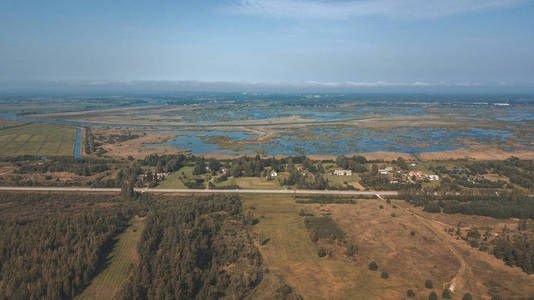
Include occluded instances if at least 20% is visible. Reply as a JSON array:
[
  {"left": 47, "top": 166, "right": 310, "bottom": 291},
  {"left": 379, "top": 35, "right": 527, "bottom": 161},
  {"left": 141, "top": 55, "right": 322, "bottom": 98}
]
[
  {"left": 462, "top": 293, "right": 473, "bottom": 300},
  {"left": 406, "top": 290, "right": 415, "bottom": 298},
  {"left": 369, "top": 261, "right": 378, "bottom": 271},
  {"left": 442, "top": 288, "right": 452, "bottom": 299},
  {"left": 380, "top": 271, "right": 389, "bottom": 279},
  {"left": 121, "top": 181, "right": 135, "bottom": 201},
  {"left": 425, "top": 280, "right": 433, "bottom": 289},
  {"left": 429, "top": 291, "right": 438, "bottom": 300}
]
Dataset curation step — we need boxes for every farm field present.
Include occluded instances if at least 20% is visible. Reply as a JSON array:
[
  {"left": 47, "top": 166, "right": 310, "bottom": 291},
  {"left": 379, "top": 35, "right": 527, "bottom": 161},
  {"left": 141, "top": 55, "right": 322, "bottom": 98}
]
[
  {"left": 242, "top": 194, "right": 534, "bottom": 299},
  {"left": 154, "top": 171, "right": 188, "bottom": 189},
  {"left": 0, "top": 123, "right": 77, "bottom": 156},
  {"left": 77, "top": 216, "right": 146, "bottom": 300}
]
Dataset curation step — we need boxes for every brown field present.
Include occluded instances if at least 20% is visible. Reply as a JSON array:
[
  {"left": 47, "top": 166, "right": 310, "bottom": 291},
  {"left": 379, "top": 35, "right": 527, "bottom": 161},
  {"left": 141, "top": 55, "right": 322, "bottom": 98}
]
[
  {"left": 243, "top": 194, "right": 534, "bottom": 300},
  {"left": 418, "top": 145, "right": 534, "bottom": 160}
]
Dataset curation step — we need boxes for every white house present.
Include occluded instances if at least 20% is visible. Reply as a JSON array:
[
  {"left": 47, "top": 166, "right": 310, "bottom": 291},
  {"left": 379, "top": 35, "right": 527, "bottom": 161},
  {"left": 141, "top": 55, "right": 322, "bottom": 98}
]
[
  {"left": 333, "top": 170, "right": 352, "bottom": 176},
  {"left": 270, "top": 170, "right": 278, "bottom": 177},
  {"left": 428, "top": 175, "right": 440, "bottom": 181}
]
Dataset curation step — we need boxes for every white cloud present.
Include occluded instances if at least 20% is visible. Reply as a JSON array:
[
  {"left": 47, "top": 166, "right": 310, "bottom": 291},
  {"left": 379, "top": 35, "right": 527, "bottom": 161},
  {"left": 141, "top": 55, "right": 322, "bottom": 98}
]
[{"left": 228, "top": 0, "right": 527, "bottom": 19}]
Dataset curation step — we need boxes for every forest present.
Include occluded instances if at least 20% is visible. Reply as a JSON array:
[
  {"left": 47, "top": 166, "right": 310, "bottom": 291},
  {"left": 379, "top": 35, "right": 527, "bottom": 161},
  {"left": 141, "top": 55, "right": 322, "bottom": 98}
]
[
  {"left": 0, "top": 192, "right": 137, "bottom": 299},
  {"left": 116, "top": 194, "right": 263, "bottom": 300}
]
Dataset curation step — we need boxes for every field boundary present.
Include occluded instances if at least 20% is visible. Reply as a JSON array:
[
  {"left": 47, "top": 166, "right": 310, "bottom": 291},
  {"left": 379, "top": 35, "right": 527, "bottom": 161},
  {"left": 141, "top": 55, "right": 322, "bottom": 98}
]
[{"left": 0, "top": 186, "right": 398, "bottom": 196}]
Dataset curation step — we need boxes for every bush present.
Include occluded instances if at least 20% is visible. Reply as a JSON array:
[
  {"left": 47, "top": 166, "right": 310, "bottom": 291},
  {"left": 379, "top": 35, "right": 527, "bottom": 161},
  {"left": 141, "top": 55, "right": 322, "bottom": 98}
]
[
  {"left": 425, "top": 279, "right": 433, "bottom": 289},
  {"left": 442, "top": 288, "right": 452, "bottom": 299},
  {"left": 369, "top": 261, "right": 378, "bottom": 270},
  {"left": 276, "top": 285, "right": 293, "bottom": 296},
  {"left": 318, "top": 248, "right": 327, "bottom": 257},
  {"left": 407, "top": 290, "right": 415, "bottom": 297},
  {"left": 344, "top": 244, "right": 358, "bottom": 256},
  {"left": 463, "top": 293, "right": 473, "bottom": 300},
  {"left": 381, "top": 271, "right": 389, "bottom": 279},
  {"left": 429, "top": 291, "right": 438, "bottom": 300}
]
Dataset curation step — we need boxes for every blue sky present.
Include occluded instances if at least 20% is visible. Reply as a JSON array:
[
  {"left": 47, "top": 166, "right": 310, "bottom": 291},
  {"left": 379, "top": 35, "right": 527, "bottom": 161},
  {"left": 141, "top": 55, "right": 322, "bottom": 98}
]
[{"left": 1, "top": 0, "right": 534, "bottom": 92}]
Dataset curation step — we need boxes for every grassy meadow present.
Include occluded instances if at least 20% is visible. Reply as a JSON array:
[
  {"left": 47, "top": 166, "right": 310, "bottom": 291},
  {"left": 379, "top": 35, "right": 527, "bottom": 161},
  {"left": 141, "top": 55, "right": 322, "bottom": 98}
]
[
  {"left": 242, "top": 194, "right": 415, "bottom": 300},
  {"left": 76, "top": 216, "right": 146, "bottom": 300},
  {"left": 241, "top": 194, "right": 534, "bottom": 299},
  {"left": 0, "top": 123, "right": 77, "bottom": 156}
]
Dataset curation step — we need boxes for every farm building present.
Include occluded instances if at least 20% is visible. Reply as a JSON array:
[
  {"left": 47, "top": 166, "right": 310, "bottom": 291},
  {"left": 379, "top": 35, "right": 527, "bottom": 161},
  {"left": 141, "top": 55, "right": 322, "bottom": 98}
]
[{"left": 333, "top": 170, "right": 352, "bottom": 176}]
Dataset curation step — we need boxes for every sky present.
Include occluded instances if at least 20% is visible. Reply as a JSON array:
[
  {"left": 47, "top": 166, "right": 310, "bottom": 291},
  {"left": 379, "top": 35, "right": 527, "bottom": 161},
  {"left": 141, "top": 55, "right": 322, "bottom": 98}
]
[{"left": 1, "top": 0, "right": 534, "bottom": 93}]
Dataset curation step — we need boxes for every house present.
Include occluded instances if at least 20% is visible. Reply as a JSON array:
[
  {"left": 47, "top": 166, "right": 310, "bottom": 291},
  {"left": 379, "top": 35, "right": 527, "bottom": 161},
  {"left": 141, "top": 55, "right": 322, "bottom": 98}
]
[
  {"left": 334, "top": 170, "right": 352, "bottom": 176},
  {"left": 270, "top": 170, "right": 278, "bottom": 177},
  {"left": 385, "top": 167, "right": 393, "bottom": 172},
  {"left": 428, "top": 175, "right": 440, "bottom": 181},
  {"left": 379, "top": 169, "right": 388, "bottom": 175},
  {"left": 297, "top": 165, "right": 304, "bottom": 171},
  {"left": 156, "top": 172, "right": 169, "bottom": 180},
  {"left": 221, "top": 168, "right": 229, "bottom": 174}
]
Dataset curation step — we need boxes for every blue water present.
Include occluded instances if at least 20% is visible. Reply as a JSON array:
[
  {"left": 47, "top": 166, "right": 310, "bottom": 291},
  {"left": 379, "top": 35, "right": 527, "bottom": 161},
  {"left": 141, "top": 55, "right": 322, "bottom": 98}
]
[
  {"left": 149, "top": 125, "right": 529, "bottom": 156},
  {"left": 74, "top": 128, "right": 83, "bottom": 159},
  {"left": 2, "top": 106, "right": 532, "bottom": 156},
  {"left": 146, "top": 130, "right": 256, "bottom": 155}
]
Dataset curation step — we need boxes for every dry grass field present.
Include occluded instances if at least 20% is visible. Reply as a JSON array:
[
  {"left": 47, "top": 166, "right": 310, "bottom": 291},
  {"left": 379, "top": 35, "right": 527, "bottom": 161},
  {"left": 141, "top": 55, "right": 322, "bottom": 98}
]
[
  {"left": 0, "top": 123, "right": 76, "bottom": 156},
  {"left": 242, "top": 194, "right": 534, "bottom": 300},
  {"left": 76, "top": 216, "right": 146, "bottom": 300}
]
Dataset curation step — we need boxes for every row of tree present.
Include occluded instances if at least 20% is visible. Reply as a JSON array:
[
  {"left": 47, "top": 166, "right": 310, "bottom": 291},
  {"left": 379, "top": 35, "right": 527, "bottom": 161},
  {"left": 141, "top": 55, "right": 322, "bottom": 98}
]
[
  {"left": 0, "top": 192, "right": 133, "bottom": 299},
  {"left": 116, "top": 194, "right": 263, "bottom": 300}
]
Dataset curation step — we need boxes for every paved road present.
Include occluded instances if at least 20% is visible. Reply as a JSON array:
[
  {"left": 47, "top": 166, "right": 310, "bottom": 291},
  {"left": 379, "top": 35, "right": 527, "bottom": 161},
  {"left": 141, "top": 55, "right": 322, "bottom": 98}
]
[{"left": 0, "top": 186, "right": 398, "bottom": 196}]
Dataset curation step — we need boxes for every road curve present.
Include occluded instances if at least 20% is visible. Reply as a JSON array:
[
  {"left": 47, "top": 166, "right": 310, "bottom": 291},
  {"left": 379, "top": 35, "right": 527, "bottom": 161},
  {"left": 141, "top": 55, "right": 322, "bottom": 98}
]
[{"left": 0, "top": 186, "right": 398, "bottom": 196}]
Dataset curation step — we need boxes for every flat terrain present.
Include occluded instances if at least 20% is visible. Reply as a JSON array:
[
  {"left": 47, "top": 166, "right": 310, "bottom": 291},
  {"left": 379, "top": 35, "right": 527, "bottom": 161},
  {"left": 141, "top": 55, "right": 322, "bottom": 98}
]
[
  {"left": 242, "top": 194, "right": 534, "bottom": 299},
  {"left": 0, "top": 123, "right": 76, "bottom": 156},
  {"left": 0, "top": 186, "right": 398, "bottom": 195},
  {"left": 77, "top": 216, "right": 146, "bottom": 300}
]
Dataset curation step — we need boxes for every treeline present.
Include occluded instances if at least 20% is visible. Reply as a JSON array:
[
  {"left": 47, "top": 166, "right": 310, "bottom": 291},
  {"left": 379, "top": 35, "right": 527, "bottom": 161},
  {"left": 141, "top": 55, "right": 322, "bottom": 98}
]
[
  {"left": 116, "top": 195, "right": 263, "bottom": 300},
  {"left": 462, "top": 158, "right": 534, "bottom": 190},
  {"left": 15, "top": 157, "right": 112, "bottom": 177},
  {"left": 140, "top": 154, "right": 187, "bottom": 173},
  {"left": 399, "top": 191, "right": 534, "bottom": 219},
  {"left": 493, "top": 234, "right": 534, "bottom": 274},
  {"left": 0, "top": 192, "right": 134, "bottom": 299},
  {"left": 280, "top": 165, "right": 329, "bottom": 190},
  {"left": 335, "top": 155, "right": 368, "bottom": 172}
]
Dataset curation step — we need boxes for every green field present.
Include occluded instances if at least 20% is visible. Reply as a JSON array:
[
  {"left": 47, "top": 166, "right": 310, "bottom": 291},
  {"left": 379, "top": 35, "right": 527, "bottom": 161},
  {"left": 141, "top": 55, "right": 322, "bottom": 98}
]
[
  {"left": 156, "top": 166, "right": 195, "bottom": 189},
  {"left": 76, "top": 216, "right": 146, "bottom": 300},
  {"left": 0, "top": 123, "right": 77, "bottom": 156}
]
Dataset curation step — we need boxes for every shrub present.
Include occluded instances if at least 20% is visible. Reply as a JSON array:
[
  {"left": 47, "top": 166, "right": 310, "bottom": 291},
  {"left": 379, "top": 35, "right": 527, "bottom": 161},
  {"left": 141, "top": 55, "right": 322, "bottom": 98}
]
[
  {"left": 344, "top": 244, "right": 358, "bottom": 256},
  {"left": 462, "top": 293, "right": 473, "bottom": 300},
  {"left": 407, "top": 290, "right": 415, "bottom": 297},
  {"left": 429, "top": 291, "right": 438, "bottom": 300},
  {"left": 424, "top": 279, "right": 433, "bottom": 289},
  {"left": 276, "top": 285, "right": 293, "bottom": 296},
  {"left": 410, "top": 231, "right": 416, "bottom": 236},
  {"left": 318, "top": 248, "right": 327, "bottom": 257},
  {"left": 381, "top": 271, "right": 389, "bottom": 279},
  {"left": 304, "top": 216, "right": 344, "bottom": 242},
  {"left": 442, "top": 288, "right": 452, "bottom": 299},
  {"left": 369, "top": 261, "right": 378, "bottom": 271}
]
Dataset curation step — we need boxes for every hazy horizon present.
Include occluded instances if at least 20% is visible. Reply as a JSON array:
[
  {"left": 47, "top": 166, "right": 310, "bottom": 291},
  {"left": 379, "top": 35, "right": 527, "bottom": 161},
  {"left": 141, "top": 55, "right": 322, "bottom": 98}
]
[{"left": 2, "top": 0, "right": 534, "bottom": 93}]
